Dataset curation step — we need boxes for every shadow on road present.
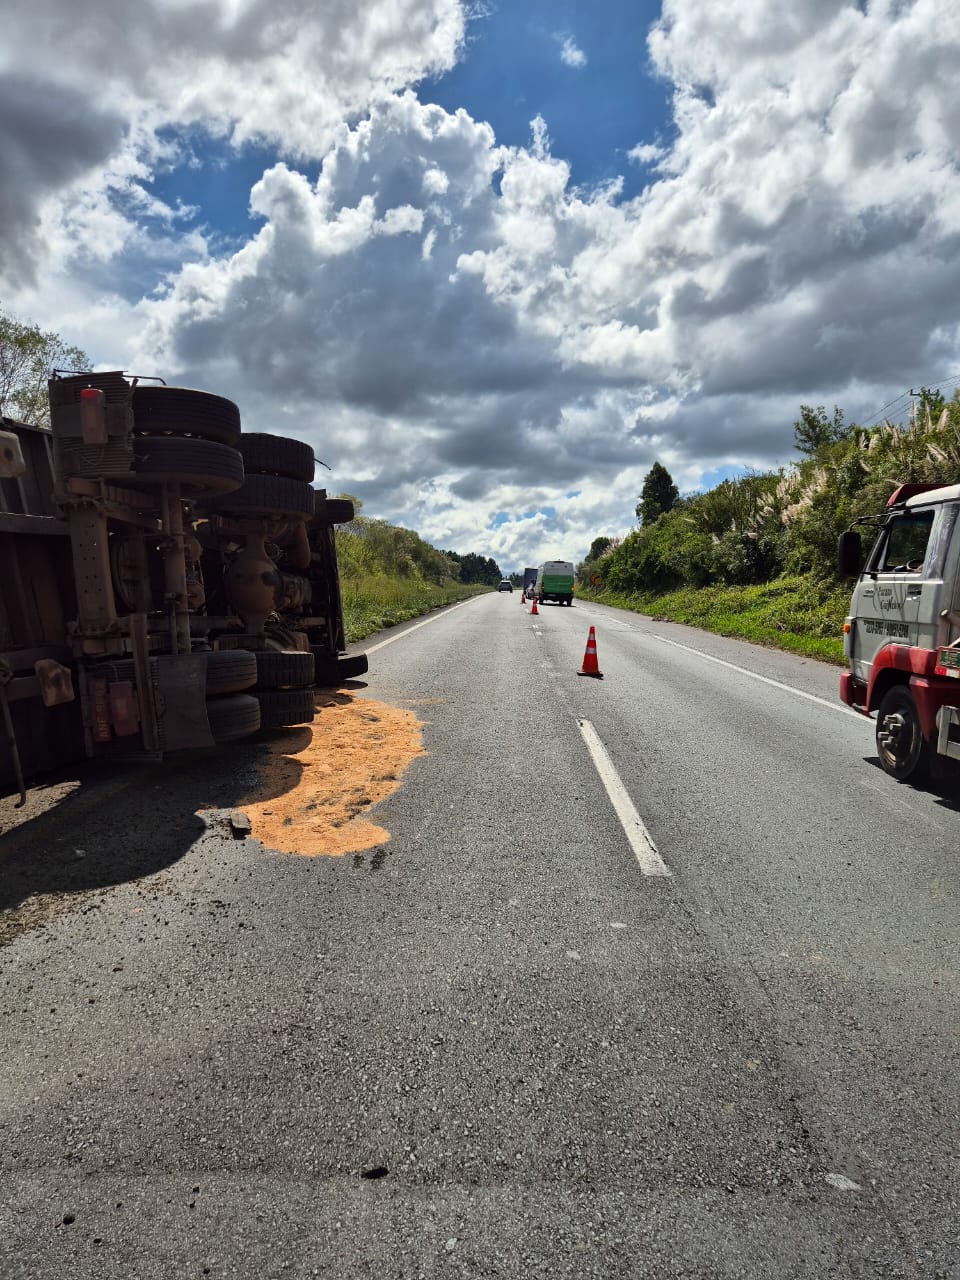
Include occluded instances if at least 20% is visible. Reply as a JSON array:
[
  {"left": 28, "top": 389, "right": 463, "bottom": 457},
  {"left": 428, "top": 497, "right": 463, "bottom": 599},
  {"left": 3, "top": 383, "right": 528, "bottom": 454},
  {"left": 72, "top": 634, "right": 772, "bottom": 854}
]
[
  {"left": 863, "top": 754, "right": 960, "bottom": 809},
  {"left": 0, "top": 681, "right": 378, "bottom": 944},
  {"left": 0, "top": 738, "right": 271, "bottom": 943}
]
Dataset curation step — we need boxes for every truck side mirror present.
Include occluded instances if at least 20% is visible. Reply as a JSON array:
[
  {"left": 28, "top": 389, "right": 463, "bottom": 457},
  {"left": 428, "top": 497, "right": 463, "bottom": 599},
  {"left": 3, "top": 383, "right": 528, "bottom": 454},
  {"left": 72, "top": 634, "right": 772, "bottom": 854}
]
[{"left": 837, "top": 530, "right": 863, "bottom": 577}]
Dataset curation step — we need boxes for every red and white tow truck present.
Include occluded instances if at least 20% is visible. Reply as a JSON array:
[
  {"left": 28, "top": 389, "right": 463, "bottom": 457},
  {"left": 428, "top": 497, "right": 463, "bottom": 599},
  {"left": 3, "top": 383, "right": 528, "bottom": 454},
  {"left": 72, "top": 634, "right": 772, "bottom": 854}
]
[{"left": 838, "top": 482, "right": 960, "bottom": 781}]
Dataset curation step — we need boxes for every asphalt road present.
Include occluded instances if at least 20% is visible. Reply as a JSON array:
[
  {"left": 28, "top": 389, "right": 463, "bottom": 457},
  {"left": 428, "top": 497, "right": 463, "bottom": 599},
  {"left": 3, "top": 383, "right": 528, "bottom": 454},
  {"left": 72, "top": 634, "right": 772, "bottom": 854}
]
[{"left": 1, "top": 593, "right": 957, "bottom": 1278}]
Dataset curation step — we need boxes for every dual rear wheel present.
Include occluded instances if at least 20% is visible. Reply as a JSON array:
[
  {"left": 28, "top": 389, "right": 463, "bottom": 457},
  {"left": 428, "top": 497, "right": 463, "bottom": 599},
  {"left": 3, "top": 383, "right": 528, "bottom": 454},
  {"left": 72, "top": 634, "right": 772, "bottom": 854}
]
[
  {"left": 203, "top": 649, "right": 319, "bottom": 739},
  {"left": 251, "top": 648, "right": 316, "bottom": 728}
]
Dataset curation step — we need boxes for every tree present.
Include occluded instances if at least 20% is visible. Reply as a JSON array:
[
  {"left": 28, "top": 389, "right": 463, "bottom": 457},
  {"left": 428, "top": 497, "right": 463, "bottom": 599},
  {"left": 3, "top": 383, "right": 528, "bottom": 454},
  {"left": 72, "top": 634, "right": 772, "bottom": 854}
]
[
  {"left": 636, "top": 461, "right": 679, "bottom": 525},
  {"left": 914, "top": 386, "right": 946, "bottom": 425},
  {"left": 0, "top": 308, "right": 89, "bottom": 427},
  {"left": 588, "top": 536, "right": 612, "bottom": 561},
  {"left": 442, "top": 550, "right": 502, "bottom": 585},
  {"left": 793, "top": 404, "right": 848, "bottom": 456}
]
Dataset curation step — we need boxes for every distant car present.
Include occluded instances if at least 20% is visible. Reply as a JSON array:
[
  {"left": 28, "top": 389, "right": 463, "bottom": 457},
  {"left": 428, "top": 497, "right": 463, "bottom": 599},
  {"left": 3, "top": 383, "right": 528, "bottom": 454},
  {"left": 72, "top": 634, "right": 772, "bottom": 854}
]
[{"left": 497, "top": 580, "right": 513, "bottom": 592}]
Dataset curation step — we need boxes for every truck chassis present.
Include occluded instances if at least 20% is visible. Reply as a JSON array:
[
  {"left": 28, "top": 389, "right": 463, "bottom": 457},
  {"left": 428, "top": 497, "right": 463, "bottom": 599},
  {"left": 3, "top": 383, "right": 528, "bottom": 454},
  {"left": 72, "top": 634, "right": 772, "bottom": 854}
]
[{"left": 1, "top": 372, "right": 366, "bottom": 796}]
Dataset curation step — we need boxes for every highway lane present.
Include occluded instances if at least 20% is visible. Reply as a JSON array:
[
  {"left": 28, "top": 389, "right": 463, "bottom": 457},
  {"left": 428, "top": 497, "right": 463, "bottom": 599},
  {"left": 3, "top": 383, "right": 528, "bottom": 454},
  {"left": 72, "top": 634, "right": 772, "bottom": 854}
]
[
  {"left": 0, "top": 591, "right": 957, "bottom": 1278},
  {"left": 532, "top": 597, "right": 959, "bottom": 1273}
]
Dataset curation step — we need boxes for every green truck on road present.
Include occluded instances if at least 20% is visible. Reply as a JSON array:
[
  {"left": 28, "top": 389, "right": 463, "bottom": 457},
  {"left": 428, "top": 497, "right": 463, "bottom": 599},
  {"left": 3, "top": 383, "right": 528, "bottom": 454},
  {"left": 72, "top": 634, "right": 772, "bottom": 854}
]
[{"left": 535, "top": 560, "right": 575, "bottom": 606}]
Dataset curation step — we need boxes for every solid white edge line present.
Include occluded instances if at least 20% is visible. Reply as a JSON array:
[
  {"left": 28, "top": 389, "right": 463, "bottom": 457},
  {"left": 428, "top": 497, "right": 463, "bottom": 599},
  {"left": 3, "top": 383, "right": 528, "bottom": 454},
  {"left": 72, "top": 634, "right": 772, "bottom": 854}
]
[
  {"left": 362, "top": 598, "right": 478, "bottom": 656},
  {"left": 578, "top": 718, "right": 671, "bottom": 877},
  {"left": 636, "top": 628, "right": 866, "bottom": 721}
]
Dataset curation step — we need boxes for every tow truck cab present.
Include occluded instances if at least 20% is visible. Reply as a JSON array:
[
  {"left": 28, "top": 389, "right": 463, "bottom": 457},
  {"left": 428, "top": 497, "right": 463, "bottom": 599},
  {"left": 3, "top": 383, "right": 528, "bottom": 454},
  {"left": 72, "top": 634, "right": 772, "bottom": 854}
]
[{"left": 839, "top": 482, "right": 960, "bottom": 780}]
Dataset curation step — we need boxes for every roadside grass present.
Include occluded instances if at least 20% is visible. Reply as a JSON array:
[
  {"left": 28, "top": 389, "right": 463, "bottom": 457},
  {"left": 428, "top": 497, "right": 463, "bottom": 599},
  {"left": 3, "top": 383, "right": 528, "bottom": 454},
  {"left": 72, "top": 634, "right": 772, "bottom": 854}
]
[
  {"left": 576, "top": 574, "right": 850, "bottom": 664},
  {"left": 341, "top": 576, "right": 488, "bottom": 643}
]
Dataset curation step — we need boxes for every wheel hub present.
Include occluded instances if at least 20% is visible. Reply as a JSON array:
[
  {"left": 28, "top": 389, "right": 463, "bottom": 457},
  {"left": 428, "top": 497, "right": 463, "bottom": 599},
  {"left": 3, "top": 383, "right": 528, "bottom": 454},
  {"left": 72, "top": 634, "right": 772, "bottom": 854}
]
[{"left": 878, "top": 710, "right": 908, "bottom": 754}]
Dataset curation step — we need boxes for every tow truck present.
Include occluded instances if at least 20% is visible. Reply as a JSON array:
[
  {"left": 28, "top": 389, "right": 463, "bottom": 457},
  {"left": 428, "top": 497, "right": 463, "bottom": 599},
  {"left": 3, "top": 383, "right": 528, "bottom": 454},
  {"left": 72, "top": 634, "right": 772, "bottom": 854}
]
[{"left": 838, "top": 482, "right": 960, "bottom": 781}]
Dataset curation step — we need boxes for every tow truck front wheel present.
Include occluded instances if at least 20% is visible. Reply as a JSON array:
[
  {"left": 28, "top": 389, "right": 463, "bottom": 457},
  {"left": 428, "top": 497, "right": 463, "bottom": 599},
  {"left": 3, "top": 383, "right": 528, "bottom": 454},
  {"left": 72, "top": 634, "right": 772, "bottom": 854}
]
[{"left": 876, "top": 686, "right": 930, "bottom": 782}]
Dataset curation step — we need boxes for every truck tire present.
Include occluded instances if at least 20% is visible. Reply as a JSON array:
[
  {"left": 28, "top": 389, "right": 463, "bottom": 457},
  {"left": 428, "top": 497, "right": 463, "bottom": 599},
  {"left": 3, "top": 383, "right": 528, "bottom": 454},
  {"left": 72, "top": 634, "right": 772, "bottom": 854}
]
[
  {"left": 130, "top": 436, "right": 244, "bottom": 493},
  {"left": 93, "top": 651, "right": 259, "bottom": 697},
  {"left": 253, "top": 650, "right": 314, "bottom": 689},
  {"left": 256, "top": 688, "right": 316, "bottom": 729},
  {"left": 205, "top": 649, "right": 258, "bottom": 695},
  {"left": 206, "top": 693, "right": 261, "bottom": 742},
  {"left": 313, "top": 494, "right": 355, "bottom": 525},
  {"left": 132, "top": 386, "right": 242, "bottom": 446},
  {"left": 239, "top": 433, "right": 315, "bottom": 482},
  {"left": 203, "top": 473, "right": 315, "bottom": 518},
  {"left": 311, "top": 649, "right": 368, "bottom": 685},
  {"left": 875, "top": 686, "right": 930, "bottom": 781}
]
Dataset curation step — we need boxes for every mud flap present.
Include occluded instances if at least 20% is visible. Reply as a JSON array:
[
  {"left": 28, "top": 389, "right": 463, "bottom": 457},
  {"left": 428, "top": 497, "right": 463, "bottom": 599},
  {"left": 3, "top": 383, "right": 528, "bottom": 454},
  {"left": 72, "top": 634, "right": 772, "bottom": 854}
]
[
  {"left": 312, "top": 650, "right": 369, "bottom": 686},
  {"left": 156, "top": 653, "right": 215, "bottom": 750}
]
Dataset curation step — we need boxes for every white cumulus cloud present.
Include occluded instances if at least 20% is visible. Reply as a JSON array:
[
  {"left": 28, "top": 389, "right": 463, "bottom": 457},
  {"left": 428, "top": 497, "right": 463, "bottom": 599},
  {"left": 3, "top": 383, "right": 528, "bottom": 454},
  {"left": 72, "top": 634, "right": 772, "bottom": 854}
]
[{"left": 559, "top": 36, "right": 587, "bottom": 68}]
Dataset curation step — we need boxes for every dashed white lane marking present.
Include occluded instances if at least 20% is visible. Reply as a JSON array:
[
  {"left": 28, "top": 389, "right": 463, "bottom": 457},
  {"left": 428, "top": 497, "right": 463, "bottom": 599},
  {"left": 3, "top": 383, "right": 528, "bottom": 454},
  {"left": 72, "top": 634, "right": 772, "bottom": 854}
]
[
  {"left": 639, "top": 630, "right": 865, "bottom": 721},
  {"left": 363, "top": 599, "right": 476, "bottom": 654},
  {"left": 578, "top": 718, "right": 671, "bottom": 877}
]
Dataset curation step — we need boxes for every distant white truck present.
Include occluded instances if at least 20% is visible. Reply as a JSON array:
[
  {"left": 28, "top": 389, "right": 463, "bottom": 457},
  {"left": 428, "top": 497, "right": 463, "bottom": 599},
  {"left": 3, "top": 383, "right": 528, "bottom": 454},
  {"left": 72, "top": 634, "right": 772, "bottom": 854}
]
[
  {"left": 535, "top": 560, "right": 575, "bottom": 606},
  {"left": 838, "top": 482, "right": 960, "bottom": 781}
]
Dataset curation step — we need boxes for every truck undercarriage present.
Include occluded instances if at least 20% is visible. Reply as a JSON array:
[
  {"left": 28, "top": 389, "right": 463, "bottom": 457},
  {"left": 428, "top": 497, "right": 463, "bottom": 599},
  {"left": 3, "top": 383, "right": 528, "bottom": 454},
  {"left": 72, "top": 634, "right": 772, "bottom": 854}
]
[{"left": 1, "top": 372, "right": 366, "bottom": 795}]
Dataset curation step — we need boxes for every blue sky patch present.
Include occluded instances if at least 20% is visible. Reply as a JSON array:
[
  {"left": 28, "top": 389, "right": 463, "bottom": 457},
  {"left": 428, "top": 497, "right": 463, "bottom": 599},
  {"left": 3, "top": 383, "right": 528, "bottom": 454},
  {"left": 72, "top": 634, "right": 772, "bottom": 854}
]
[
  {"left": 144, "top": 129, "right": 284, "bottom": 245},
  {"left": 425, "top": 0, "right": 670, "bottom": 200}
]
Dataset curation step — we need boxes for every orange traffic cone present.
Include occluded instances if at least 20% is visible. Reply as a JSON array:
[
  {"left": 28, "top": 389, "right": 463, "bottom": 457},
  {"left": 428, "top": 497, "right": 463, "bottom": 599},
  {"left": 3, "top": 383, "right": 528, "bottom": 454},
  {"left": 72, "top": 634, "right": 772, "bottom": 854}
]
[
  {"left": 577, "top": 626, "right": 603, "bottom": 678},
  {"left": 530, "top": 593, "right": 539, "bottom": 615}
]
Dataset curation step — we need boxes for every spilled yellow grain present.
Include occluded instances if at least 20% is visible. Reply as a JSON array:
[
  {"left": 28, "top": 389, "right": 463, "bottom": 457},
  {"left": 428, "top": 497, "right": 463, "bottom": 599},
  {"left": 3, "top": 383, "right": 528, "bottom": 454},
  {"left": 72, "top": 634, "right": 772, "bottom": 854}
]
[{"left": 238, "top": 690, "right": 425, "bottom": 856}]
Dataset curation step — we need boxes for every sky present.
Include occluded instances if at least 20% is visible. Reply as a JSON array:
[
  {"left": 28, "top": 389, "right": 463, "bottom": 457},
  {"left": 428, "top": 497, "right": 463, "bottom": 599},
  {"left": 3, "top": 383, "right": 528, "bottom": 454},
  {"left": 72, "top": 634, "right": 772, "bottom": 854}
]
[{"left": 2, "top": 0, "right": 960, "bottom": 573}]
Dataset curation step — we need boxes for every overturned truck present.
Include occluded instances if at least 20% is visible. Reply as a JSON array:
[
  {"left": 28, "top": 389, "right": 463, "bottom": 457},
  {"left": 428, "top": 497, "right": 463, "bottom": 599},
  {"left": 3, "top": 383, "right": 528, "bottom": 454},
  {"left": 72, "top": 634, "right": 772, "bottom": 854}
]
[{"left": 0, "top": 371, "right": 367, "bottom": 796}]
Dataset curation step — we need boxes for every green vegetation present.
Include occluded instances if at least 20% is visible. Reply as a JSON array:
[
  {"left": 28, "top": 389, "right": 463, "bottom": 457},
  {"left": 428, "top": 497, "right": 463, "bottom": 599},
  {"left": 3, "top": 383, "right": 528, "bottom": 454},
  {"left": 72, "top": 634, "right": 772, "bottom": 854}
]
[
  {"left": 580, "top": 577, "right": 851, "bottom": 663},
  {"left": 577, "top": 396, "right": 960, "bottom": 663},
  {"left": 636, "top": 460, "right": 680, "bottom": 525},
  {"left": 340, "top": 576, "right": 487, "bottom": 641},
  {"left": 333, "top": 502, "right": 499, "bottom": 642},
  {"left": 0, "top": 307, "right": 89, "bottom": 427}
]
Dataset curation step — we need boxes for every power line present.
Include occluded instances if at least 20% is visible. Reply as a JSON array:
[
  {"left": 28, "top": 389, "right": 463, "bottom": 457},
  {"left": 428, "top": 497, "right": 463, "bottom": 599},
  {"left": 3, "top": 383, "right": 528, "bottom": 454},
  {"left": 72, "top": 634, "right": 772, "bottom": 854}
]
[
  {"left": 860, "top": 390, "right": 914, "bottom": 430},
  {"left": 860, "top": 373, "right": 960, "bottom": 430}
]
